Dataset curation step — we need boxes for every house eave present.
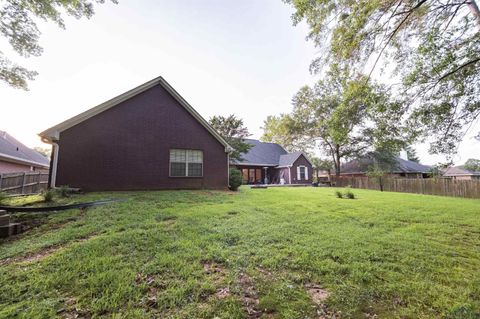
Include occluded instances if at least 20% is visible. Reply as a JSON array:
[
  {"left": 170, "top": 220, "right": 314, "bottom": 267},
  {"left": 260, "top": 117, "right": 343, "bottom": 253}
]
[
  {"left": 234, "top": 163, "right": 278, "bottom": 167},
  {"left": 0, "top": 153, "right": 49, "bottom": 169}
]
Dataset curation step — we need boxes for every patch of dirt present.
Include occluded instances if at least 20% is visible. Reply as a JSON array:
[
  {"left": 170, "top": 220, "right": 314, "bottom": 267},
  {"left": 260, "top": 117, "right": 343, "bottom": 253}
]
[
  {"left": 256, "top": 266, "right": 273, "bottom": 279},
  {"left": 162, "top": 219, "right": 176, "bottom": 231},
  {"left": 203, "top": 261, "right": 231, "bottom": 299},
  {"left": 22, "top": 246, "right": 64, "bottom": 263},
  {"left": 305, "top": 284, "right": 342, "bottom": 319},
  {"left": 306, "top": 284, "right": 329, "bottom": 305},
  {"left": 214, "top": 287, "right": 231, "bottom": 299},
  {"left": 135, "top": 273, "right": 164, "bottom": 309},
  {"left": 57, "top": 297, "right": 92, "bottom": 319},
  {"left": 203, "top": 261, "right": 226, "bottom": 278},
  {"left": 0, "top": 233, "right": 100, "bottom": 266},
  {"left": 238, "top": 272, "right": 262, "bottom": 319}
]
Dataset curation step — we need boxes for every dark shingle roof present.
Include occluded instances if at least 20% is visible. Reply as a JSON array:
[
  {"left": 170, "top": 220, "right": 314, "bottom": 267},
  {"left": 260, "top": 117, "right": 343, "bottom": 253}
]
[
  {"left": 341, "top": 156, "right": 431, "bottom": 174},
  {"left": 235, "top": 139, "right": 288, "bottom": 166},
  {"left": 278, "top": 152, "right": 305, "bottom": 167},
  {"left": 0, "top": 131, "right": 50, "bottom": 167},
  {"left": 443, "top": 166, "right": 480, "bottom": 177}
]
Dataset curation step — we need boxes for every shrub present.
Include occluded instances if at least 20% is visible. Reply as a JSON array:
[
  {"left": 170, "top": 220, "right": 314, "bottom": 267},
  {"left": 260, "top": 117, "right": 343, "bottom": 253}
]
[
  {"left": 0, "top": 191, "right": 7, "bottom": 204},
  {"left": 42, "top": 189, "right": 55, "bottom": 202},
  {"left": 56, "top": 185, "right": 71, "bottom": 198},
  {"left": 344, "top": 190, "right": 355, "bottom": 199},
  {"left": 335, "top": 188, "right": 356, "bottom": 199},
  {"left": 229, "top": 168, "right": 243, "bottom": 191}
]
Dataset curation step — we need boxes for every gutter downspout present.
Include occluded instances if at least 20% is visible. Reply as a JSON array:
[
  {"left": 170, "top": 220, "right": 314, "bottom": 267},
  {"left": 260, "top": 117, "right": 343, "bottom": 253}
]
[
  {"left": 227, "top": 152, "right": 230, "bottom": 189},
  {"left": 51, "top": 142, "right": 59, "bottom": 188},
  {"left": 41, "top": 137, "right": 59, "bottom": 188}
]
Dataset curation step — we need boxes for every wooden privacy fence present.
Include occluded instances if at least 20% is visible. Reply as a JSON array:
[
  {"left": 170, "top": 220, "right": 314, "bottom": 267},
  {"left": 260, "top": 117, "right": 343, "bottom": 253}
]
[
  {"left": 333, "top": 176, "right": 480, "bottom": 199},
  {"left": 0, "top": 172, "right": 49, "bottom": 195}
]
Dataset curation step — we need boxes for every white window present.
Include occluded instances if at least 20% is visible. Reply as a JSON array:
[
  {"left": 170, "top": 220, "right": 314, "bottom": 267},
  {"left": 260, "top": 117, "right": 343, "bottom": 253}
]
[
  {"left": 297, "top": 166, "right": 308, "bottom": 180},
  {"left": 169, "top": 149, "right": 203, "bottom": 177}
]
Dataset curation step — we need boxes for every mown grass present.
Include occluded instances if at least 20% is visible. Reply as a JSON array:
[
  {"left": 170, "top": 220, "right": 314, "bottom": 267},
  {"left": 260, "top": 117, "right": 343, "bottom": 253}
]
[{"left": 0, "top": 187, "right": 479, "bottom": 318}]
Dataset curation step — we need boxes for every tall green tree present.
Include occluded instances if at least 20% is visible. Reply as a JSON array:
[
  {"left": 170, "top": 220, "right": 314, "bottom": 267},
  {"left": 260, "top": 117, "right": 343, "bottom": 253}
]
[
  {"left": 263, "top": 69, "right": 406, "bottom": 176},
  {"left": 261, "top": 114, "right": 310, "bottom": 152},
  {"left": 209, "top": 114, "right": 252, "bottom": 163},
  {"left": 1, "top": 0, "right": 117, "bottom": 90},
  {"left": 464, "top": 158, "right": 480, "bottom": 171},
  {"left": 366, "top": 148, "right": 398, "bottom": 191},
  {"left": 285, "top": 0, "right": 480, "bottom": 156},
  {"left": 405, "top": 145, "right": 420, "bottom": 163}
]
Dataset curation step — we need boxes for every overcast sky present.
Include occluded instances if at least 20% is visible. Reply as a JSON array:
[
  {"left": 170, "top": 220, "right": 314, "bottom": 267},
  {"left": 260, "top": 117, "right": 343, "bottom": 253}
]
[{"left": 1, "top": 0, "right": 479, "bottom": 165}]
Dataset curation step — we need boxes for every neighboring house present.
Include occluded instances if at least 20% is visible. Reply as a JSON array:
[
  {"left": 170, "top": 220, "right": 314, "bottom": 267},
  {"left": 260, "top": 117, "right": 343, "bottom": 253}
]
[
  {"left": 233, "top": 139, "right": 313, "bottom": 185},
  {"left": 340, "top": 156, "right": 431, "bottom": 178},
  {"left": 442, "top": 166, "right": 480, "bottom": 180},
  {"left": 39, "top": 76, "right": 231, "bottom": 191},
  {"left": 0, "top": 131, "right": 50, "bottom": 174}
]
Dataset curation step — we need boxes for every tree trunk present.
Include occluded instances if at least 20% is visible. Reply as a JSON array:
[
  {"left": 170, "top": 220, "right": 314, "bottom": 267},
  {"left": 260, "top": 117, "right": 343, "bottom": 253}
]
[
  {"left": 469, "top": 0, "right": 480, "bottom": 27},
  {"left": 335, "top": 146, "right": 341, "bottom": 177}
]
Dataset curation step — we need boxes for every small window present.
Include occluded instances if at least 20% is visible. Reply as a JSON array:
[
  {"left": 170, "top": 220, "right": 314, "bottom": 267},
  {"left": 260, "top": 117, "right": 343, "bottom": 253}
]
[
  {"left": 169, "top": 149, "right": 203, "bottom": 177},
  {"left": 299, "top": 166, "right": 306, "bottom": 180}
]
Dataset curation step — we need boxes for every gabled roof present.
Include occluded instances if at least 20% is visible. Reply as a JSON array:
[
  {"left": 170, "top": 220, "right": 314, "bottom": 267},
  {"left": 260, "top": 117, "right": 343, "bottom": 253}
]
[
  {"left": 39, "top": 76, "right": 232, "bottom": 152},
  {"left": 235, "top": 139, "right": 288, "bottom": 166},
  {"left": 341, "top": 156, "right": 431, "bottom": 174},
  {"left": 0, "top": 131, "right": 50, "bottom": 168},
  {"left": 235, "top": 139, "right": 311, "bottom": 167},
  {"left": 443, "top": 166, "right": 480, "bottom": 177},
  {"left": 278, "top": 152, "right": 312, "bottom": 167}
]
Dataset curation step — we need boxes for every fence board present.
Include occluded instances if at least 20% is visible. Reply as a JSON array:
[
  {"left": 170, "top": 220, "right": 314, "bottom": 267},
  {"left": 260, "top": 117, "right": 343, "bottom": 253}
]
[
  {"left": 332, "top": 176, "right": 480, "bottom": 199},
  {"left": 0, "top": 172, "right": 49, "bottom": 195}
]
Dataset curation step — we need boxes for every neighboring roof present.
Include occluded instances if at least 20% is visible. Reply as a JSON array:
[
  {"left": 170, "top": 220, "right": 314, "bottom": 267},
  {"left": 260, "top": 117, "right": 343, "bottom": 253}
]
[
  {"left": 443, "top": 166, "right": 480, "bottom": 177},
  {"left": 341, "top": 156, "right": 431, "bottom": 174},
  {"left": 39, "top": 76, "right": 232, "bottom": 152},
  {"left": 235, "top": 139, "right": 312, "bottom": 167},
  {"left": 235, "top": 139, "right": 288, "bottom": 166},
  {"left": 0, "top": 131, "right": 50, "bottom": 168}
]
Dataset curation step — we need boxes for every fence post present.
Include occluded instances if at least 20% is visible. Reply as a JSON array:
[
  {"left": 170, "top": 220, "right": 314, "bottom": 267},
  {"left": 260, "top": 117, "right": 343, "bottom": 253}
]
[
  {"left": 20, "top": 172, "right": 27, "bottom": 195},
  {"left": 36, "top": 172, "right": 41, "bottom": 193},
  {"left": 0, "top": 173, "right": 2, "bottom": 192}
]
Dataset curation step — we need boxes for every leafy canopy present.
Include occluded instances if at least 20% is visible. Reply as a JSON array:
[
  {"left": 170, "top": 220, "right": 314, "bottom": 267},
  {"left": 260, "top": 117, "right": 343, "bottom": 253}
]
[
  {"left": 463, "top": 158, "right": 480, "bottom": 171},
  {"left": 285, "top": 0, "right": 480, "bottom": 155},
  {"left": 209, "top": 114, "right": 252, "bottom": 162},
  {"left": 263, "top": 68, "right": 406, "bottom": 176},
  {"left": 1, "top": 0, "right": 117, "bottom": 90}
]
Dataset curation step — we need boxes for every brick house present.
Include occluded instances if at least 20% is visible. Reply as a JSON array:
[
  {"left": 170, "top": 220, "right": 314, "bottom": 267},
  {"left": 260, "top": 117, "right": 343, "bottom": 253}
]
[{"left": 39, "top": 77, "right": 232, "bottom": 191}]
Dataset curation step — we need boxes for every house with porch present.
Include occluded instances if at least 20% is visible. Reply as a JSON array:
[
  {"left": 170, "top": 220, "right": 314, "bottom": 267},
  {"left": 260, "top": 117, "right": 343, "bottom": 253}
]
[{"left": 233, "top": 139, "right": 313, "bottom": 185}]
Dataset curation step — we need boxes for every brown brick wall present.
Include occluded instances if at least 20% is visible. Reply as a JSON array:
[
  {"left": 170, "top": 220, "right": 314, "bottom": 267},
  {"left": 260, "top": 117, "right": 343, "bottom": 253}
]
[{"left": 56, "top": 84, "right": 228, "bottom": 191}]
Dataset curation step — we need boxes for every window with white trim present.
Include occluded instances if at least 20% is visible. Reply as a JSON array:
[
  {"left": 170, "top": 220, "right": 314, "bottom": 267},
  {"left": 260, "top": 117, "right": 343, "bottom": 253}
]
[
  {"left": 298, "top": 166, "right": 306, "bottom": 180},
  {"left": 169, "top": 149, "right": 203, "bottom": 177}
]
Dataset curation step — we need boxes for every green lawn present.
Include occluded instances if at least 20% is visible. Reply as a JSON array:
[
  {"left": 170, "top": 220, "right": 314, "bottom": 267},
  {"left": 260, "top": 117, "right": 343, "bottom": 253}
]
[{"left": 0, "top": 187, "right": 479, "bottom": 318}]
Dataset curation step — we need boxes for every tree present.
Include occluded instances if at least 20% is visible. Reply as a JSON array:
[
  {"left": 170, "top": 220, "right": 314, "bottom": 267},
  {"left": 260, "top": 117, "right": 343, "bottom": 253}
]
[
  {"left": 261, "top": 114, "right": 310, "bottom": 152},
  {"left": 285, "top": 0, "right": 480, "bottom": 156},
  {"left": 464, "top": 158, "right": 480, "bottom": 171},
  {"left": 1, "top": 0, "right": 117, "bottom": 90},
  {"left": 263, "top": 69, "right": 406, "bottom": 176},
  {"left": 310, "top": 157, "right": 333, "bottom": 181},
  {"left": 209, "top": 114, "right": 252, "bottom": 162},
  {"left": 405, "top": 146, "right": 420, "bottom": 163},
  {"left": 366, "top": 149, "right": 398, "bottom": 192},
  {"left": 33, "top": 146, "right": 51, "bottom": 158}
]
